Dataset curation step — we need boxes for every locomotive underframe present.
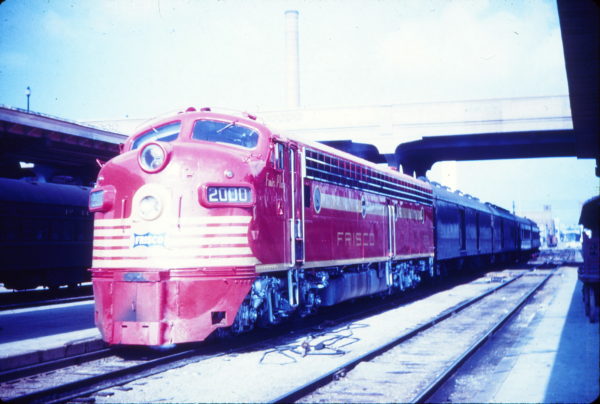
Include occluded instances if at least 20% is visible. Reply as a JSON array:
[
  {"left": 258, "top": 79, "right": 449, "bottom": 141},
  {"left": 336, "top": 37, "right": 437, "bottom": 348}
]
[{"left": 229, "top": 257, "right": 434, "bottom": 335}]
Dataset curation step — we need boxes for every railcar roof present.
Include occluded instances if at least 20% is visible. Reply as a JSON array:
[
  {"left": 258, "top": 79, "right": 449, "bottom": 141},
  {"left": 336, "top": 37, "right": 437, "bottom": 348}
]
[
  {"left": 429, "top": 182, "right": 534, "bottom": 227},
  {"left": 429, "top": 183, "right": 491, "bottom": 212},
  {"left": 0, "top": 177, "right": 89, "bottom": 206},
  {"left": 485, "top": 202, "right": 520, "bottom": 221}
]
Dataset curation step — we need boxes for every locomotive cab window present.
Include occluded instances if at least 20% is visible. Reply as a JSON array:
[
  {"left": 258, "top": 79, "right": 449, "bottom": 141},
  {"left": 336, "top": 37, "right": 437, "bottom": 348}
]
[
  {"left": 273, "top": 143, "right": 285, "bottom": 170},
  {"left": 193, "top": 120, "right": 259, "bottom": 149},
  {"left": 131, "top": 121, "right": 181, "bottom": 150}
]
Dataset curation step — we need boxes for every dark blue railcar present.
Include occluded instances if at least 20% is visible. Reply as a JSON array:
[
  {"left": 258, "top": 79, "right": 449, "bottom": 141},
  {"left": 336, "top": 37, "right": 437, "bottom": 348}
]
[
  {"left": 0, "top": 178, "right": 92, "bottom": 290},
  {"left": 430, "top": 182, "right": 539, "bottom": 272}
]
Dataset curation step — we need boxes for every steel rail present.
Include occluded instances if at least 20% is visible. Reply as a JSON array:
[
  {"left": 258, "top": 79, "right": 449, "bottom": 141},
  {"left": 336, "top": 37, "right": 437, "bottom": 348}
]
[
  {"left": 271, "top": 271, "right": 529, "bottom": 403},
  {"left": 410, "top": 269, "right": 555, "bottom": 403},
  {"left": 0, "top": 347, "right": 111, "bottom": 383},
  {"left": 3, "top": 347, "right": 224, "bottom": 404}
]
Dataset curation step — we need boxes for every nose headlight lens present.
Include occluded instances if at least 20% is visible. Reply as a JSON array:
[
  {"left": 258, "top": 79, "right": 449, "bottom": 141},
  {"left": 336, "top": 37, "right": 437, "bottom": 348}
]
[
  {"left": 88, "top": 186, "right": 116, "bottom": 212},
  {"left": 139, "top": 143, "right": 168, "bottom": 173},
  {"left": 89, "top": 190, "right": 105, "bottom": 210},
  {"left": 139, "top": 195, "right": 162, "bottom": 220}
]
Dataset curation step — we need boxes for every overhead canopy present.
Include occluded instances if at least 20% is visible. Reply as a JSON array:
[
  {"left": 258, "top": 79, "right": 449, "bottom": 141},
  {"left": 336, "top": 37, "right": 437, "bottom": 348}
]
[{"left": 0, "top": 106, "right": 126, "bottom": 185}]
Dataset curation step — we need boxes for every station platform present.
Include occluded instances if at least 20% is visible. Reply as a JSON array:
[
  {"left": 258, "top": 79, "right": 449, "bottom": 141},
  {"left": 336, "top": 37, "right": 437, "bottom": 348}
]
[
  {"left": 0, "top": 301, "right": 102, "bottom": 372},
  {"left": 491, "top": 266, "right": 599, "bottom": 403}
]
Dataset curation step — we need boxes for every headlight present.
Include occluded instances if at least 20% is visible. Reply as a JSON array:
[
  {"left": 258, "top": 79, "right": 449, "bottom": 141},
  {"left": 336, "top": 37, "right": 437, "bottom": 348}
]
[
  {"left": 139, "top": 195, "right": 162, "bottom": 220},
  {"left": 89, "top": 186, "right": 115, "bottom": 212},
  {"left": 139, "top": 143, "right": 168, "bottom": 173},
  {"left": 89, "top": 190, "right": 104, "bottom": 209}
]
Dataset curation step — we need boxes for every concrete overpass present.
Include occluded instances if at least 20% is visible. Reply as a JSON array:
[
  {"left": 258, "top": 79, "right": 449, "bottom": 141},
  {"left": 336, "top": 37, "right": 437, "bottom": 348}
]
[
  {"left": 263, "top": 0, "right": 598, "bottom": 177},
  {"left": 261, "top": 95, "right": 577, "bottom": 175},
  {"left": 393, "top": 0, "right": 598, "bottom": 176}
]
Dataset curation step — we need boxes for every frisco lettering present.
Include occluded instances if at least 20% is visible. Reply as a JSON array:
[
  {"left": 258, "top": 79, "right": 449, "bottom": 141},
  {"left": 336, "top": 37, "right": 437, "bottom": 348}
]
[
  {"left": 336, "top": 231, "right": 375, "bottom": 247},
  {"left": 133, "top": 232, "right": 166, "bottom": 248}
]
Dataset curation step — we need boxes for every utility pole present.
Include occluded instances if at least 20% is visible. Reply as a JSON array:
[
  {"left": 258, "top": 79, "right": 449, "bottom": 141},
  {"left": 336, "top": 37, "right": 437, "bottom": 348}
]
[{"left": 26, "top": 86, "right": 31, "bottom": 112}]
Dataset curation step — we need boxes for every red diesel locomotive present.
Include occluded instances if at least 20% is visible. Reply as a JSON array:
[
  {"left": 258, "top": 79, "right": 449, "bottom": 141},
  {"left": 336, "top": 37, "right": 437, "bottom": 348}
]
[{"left": 89, "top": 107, "right": 537, "bottom": 346}]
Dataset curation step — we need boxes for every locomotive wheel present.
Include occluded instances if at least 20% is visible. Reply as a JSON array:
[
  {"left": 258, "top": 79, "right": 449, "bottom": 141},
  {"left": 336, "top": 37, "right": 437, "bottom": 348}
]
[{"left": 214, "top": 327, "right": 235, "bottom": 340}]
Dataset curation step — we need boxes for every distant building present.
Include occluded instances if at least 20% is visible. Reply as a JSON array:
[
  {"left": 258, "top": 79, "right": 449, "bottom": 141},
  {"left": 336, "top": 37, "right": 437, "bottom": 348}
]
[{"left": 522, "top": 205, "right": 559, "bottom": 247}]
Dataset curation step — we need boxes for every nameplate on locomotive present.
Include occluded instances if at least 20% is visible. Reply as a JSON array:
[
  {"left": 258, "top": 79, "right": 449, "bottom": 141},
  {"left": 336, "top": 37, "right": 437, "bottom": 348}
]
[{"left": 132, "top": 232, "right": 166, "bottom": 248}]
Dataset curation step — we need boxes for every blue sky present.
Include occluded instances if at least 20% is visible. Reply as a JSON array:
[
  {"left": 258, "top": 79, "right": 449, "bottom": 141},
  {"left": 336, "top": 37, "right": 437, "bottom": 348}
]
[{"left": 0, "top": 0, "right": 597, "bottom": 225}]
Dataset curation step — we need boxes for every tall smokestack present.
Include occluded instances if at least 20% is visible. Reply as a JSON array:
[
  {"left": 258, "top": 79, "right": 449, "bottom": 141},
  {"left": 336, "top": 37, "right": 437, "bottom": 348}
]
[{"left": 285, "top": 10, "right": 300, "bottom": 108}]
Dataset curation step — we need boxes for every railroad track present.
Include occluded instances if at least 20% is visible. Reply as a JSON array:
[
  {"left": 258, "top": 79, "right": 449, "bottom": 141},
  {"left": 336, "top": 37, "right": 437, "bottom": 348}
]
[
  {"left": 282, "top": 270, "right": 555, "bottom": 403},
  {"left": 0, "top": 263, "right": 560, "bottom": 403},
  {"left": 0, "top": 342, "right": 228, "bottom": 404},
  {"left": 531, "top": 248, "right": 582, "bottom": 268},
  {"left": 74, "top": 267, "right": 553, "bottom": 403},
  {"left": 0, "top": 276, "right": 465, "bottom": 403}
]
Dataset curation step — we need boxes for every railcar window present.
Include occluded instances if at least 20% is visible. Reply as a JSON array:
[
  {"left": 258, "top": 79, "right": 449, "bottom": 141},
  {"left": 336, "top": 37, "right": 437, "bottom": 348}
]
[
  {"left": 75, "top": 219, "right": 85, "bottom": 241},
  {"left": 61, "top": 221, "right": 73, "bottom": 241},
  {"left": 38, "top": 220, "right": 49, "bottom": 241},
  {"left": 51, "top": 220, "right": 61, "bottom": 241},
  {"left": 193, "top": 120, "right": 259, "bottom": 149},
  {"left": 22, "top": 219, "right": 35, "bottom": 241},
  {"left": 459, "top": 209, "right": 466, "bottom": 250},
  {"left": 476, "top": 212, "right": 480, "bottom": 250},
  {"left": 1, "top": 215, "right": 18, "bottom": 241},
  {"left": 132, "top": 121, "right": 181, "bottom": 150}
]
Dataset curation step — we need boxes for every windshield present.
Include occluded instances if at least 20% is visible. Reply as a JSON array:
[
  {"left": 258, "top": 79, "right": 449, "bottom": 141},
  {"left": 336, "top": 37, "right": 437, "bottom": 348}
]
[
  {"left": 192, "top": 120, "right": 259, "bottom": 149},
  {"left": 131, "top": 121, "right": 181, "bottom": 150}
]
